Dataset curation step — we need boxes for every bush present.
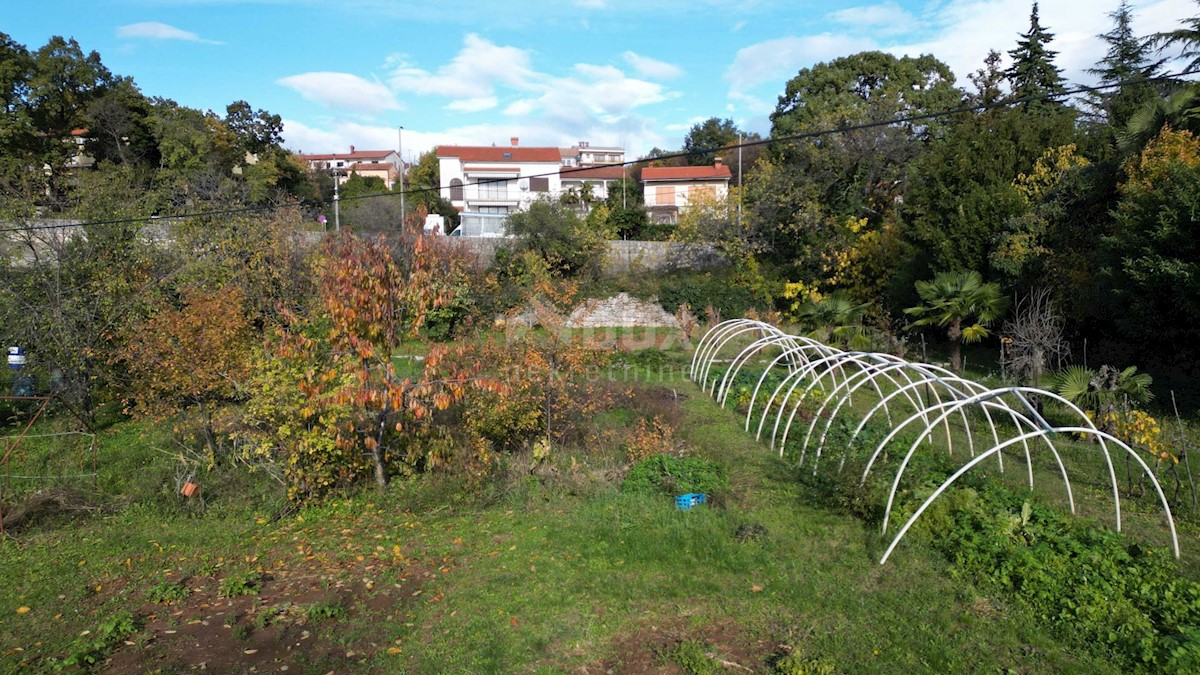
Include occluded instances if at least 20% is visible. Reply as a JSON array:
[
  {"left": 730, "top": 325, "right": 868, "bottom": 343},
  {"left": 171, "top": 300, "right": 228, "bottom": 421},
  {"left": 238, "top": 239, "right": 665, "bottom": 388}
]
[
  {"left": 623, "top": 454, "right": 728, "bottom": 497},
  {"left": 655, "top": 271, "right": 758, "bottom": 318}
]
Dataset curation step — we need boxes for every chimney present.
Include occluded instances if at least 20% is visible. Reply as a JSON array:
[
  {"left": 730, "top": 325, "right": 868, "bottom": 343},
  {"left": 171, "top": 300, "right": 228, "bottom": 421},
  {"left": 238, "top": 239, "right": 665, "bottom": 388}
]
[
  {"left": 350, "top": 144, "right": 356, "bottom": 154},
  {"left": 714, "top": 157, "right": 723, "bottom": 166},
  {"left": 510, "top": 137, "right": 519, "bottom": 147}
]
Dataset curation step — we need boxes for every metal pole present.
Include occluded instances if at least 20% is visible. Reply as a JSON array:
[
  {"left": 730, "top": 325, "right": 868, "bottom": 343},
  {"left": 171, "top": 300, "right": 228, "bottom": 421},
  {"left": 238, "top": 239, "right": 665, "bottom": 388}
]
[
  {"left": 333, "top": 170, "right": 340, "bottom": 231},
  {"left": 398, "top": 125, "right": 405, "bottom": 228},
  {"left": 737, "top": 132, "right": 743, "bottom": 230}
]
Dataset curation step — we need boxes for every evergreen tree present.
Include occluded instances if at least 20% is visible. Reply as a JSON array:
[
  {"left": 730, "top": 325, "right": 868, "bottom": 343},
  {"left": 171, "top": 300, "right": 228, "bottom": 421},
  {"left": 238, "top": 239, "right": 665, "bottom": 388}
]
[
  {"left": 1152, "top": 0, "right": 1200, "bottom": 71},
  {"left": 1006, "top": 3, "right": 1066, "bottom": 107},
  {"left": 1087, "top": 1, "right": 1162, "bottom": 127}
]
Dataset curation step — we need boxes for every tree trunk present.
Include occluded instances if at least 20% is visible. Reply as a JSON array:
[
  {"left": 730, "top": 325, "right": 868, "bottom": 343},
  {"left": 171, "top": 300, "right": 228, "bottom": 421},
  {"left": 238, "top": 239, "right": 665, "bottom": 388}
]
[
  {"left": 948, "top": 319, "right": 963, "bottom": 373},
  {"left": 372, "top": 446, "right": 388, "bottom": 488},
  {"left": 372, "top": 406, "right": 389, "bottom": 488}
]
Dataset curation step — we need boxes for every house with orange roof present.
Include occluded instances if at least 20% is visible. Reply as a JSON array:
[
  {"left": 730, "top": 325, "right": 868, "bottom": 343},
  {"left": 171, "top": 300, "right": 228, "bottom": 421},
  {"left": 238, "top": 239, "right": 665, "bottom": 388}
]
[
  {"left": 436, "top": 138, "right": 565, "bottom": 216},
  {"left": 640, "top": 160, "right": 733, "bottom": 224},
  {"left": 297, "top": 146, "right": 403, "bottom": 188}
]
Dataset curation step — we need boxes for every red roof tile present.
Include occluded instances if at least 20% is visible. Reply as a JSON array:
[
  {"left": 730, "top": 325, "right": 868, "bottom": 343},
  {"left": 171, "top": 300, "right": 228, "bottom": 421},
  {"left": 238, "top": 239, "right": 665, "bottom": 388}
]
[
  {"left": 641, "top": 164, "right": 732, "bottom": 181},
  {"left": 299, "top": 150, "right": 396, "bottom": 161},
  {"left": 436, "top": 145, "right": 562, "bottom": 163},
  {"left": 560, "top": 165, "right": 626, "bottom": 180}
]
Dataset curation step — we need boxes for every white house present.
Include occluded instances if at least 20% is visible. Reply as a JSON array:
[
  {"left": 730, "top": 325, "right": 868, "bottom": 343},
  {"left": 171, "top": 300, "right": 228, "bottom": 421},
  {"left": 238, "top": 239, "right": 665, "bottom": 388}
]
[
  {"left": 641, "top": 160, "right": 733, "bottom": 224},
  {"left": 297, "top": 146, "right": 403, "bottom": 188},
  {"left": 558, "top": 165, "right": 626, "bottom": 206},
  {"left": 560, "top": 141, "right": 625, "bottom": 168},
  {"left": 436, "top": 138, "right": 563, "bottom": 215}
]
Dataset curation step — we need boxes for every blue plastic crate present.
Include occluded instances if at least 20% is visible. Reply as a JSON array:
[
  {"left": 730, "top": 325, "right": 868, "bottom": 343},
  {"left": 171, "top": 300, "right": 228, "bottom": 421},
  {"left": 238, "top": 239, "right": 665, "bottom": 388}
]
[{"left": 675, "top": 493, "right": 707, "bottom": 510}]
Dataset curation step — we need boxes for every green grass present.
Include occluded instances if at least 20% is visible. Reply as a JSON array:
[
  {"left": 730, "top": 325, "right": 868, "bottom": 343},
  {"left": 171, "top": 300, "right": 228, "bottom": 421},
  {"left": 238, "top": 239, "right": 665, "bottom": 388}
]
[{"left": 2, "top": 366, "right": 1190, "bottom": 672}]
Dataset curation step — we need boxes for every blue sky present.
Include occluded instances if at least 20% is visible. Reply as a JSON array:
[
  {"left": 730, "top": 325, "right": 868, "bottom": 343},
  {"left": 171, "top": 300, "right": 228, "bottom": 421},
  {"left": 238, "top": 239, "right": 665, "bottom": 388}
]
[{"left": 5, "top": 1, "right": 1195, "bottom": 160}]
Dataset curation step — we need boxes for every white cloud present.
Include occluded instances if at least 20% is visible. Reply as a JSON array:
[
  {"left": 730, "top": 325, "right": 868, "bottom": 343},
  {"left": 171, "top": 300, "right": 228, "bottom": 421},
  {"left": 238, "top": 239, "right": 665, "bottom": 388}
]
[
  {"left": 724, "top": 0, "right": 1195, "bottom": 118},
  {"left": 387, "top": 34, "right": 539, "bottom": 100},
  {"left": 726, "top": 34, "right": 878, "bottom": 95},
  {"left": 828, "top": 2, "right": 916, "bottom": 35},
  {"left": 277, "top": 72, "right": 400, "bottom": 114},
  {"left": 445, "top": 96, "right": 499, "bottom": 113},
  {"left": 116, "top": 22, "right": 221, "bottom": 44},
  {"left": 885, "top": 0, "right": 1194, "bottom": 89},
  {"left": 623, "top": 51, "right": 684, "bottom": 79}
]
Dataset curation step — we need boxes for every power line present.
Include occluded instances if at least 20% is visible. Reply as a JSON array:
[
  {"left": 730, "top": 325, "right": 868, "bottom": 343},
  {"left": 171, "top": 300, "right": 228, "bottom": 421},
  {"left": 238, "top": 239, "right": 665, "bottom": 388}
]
[{"left": 2, "top": 68, "right": 1196, "bottom": 235}]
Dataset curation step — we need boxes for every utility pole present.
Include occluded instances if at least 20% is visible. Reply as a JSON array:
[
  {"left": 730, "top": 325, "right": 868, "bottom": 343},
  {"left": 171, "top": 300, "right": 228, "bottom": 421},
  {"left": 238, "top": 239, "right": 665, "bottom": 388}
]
[
  {"left": 737, "top": 132, "right": 743, "bottom": 230},
  {"left": 333, "top": 170, "right": 341, "bottom": 231},
  {"left": 398, "top": 125, "right": 405, "bottom": 228}
]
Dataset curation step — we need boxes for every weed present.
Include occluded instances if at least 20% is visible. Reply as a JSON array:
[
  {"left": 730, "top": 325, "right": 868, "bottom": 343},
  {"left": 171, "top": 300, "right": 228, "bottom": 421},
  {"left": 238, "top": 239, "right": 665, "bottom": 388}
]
[
  {"left": 305, "top": 601, "right": 347, "bottom": 622},
  {"left": 58, "top": 611, "right": 141, "bottom": 670},
  {"left": 774, "top": 648, "right": 836, "bottom": 675},
  {"left": 659, "top": 639, "right": 718, "bottom": 675},
  {"left": 230, "top": 623, "right": 252, "bottom": 641},
  {"left": 146, "top": 581, "right": 190, "bottom": 604},
  {"left": 623, "top": 453, "right": 728, "bottom": 497},
  {"left": 253, "top": 603, "right": 289, "bottom": 629},
  {"left": 218, "top": 571, "right": 262, "bottom": 598}
]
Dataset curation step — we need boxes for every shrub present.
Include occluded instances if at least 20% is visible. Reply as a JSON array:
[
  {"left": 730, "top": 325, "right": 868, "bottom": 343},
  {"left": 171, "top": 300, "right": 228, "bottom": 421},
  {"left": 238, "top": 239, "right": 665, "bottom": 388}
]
[{"left": 623, "top": 454, "right": 728, "bottom": 497}]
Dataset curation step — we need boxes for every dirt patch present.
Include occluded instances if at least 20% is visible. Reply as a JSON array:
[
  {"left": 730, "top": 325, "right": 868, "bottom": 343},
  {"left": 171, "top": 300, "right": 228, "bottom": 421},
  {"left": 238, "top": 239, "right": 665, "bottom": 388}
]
[
  {"left": 583, "top": 618, "right": 777, "bottom": 674},
  {"left": 102, "top": 559, "right": 431, "bottom": 674}
]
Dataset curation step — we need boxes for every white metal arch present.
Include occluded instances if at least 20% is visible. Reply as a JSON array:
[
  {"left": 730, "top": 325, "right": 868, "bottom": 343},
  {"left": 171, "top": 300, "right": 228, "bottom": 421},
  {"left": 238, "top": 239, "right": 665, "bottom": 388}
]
[
  {"left": 836, "top": 371, "right": 1019, "bottom": 476},
  {"left": 769, "top": 351, "right": 905, "bottom": 452},
  {"left": 743, "top": 341, "right": 838, "bottom": 432},
  {"left": 693, "top": 319, "right": 781, "bottom": 385},
  {"left": 696, "top": 322, "right": 788, "bottom": 396},
  {"left": 878, "top": 396, "right": 1076, "bottom": 536},
  {"left": 873, "top": 386, "right": 1123, "bottom": 535},
  {"left": 690, "top": 319, "right": 781, "bottom": 381},
  {"left": 755, "top": 345, "right": 848, "bottom": 442},
  {"left": 800, "top": 359, "right": 967, "bottom": 476},
  {"left": 714, "top": 333, "right": 804, "bottom": 404},
  {"left": 779, "top": 354, "right": 940, "bottom": 467},
  {"left": 688, "top": 322, "right": 1179, "bottom": 563},
  {"left": 879, "top": 427, "right": 1180, "bottom": 564}
]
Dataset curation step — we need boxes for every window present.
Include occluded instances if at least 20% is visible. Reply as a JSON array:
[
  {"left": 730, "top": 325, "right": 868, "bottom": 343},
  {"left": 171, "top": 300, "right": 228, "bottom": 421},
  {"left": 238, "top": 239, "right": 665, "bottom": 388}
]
[
  {"left": 449, "top": 178, "right": 464, "bottom": 201},
  {"left": 479, "top": 178, "right": 509, "bottom": 199},
  {"left": 529, "top": 176, "right": 549, "bottom": 192},
  {"left": 655, "top": 186, "right": 675, "bottom": 206},
  {"left": 478, "top": 206, "right": 508, "bottom": 214}
]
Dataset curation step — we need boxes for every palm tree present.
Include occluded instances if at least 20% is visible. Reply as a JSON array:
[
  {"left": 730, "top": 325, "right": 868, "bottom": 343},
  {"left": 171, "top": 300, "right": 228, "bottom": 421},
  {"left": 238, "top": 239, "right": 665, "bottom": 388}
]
[
  {"left": 1055, "top": 364, "right": 1153, "bottom": 438},
  {"left": 794, "top": 290, "right": 874, "bottom": 351},
  {"left": 905, "top": 271, "right": 1009, "bottom": 373},
  {"left": 1117, "top": 85, "right": 1200, "bottom": 155}
]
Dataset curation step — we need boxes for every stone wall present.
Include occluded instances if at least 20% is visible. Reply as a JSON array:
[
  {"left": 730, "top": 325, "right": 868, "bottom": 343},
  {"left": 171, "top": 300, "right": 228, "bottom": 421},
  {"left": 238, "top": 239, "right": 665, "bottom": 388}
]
[{"left": 447, "top": 238, "right": 726, "bottom": 274}]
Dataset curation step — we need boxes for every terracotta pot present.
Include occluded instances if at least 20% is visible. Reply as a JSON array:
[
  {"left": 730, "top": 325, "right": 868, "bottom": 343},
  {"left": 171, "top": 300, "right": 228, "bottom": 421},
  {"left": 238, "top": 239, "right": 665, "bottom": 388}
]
[{"left": 181, "top": 482, "right": 199, "bottom": 498}]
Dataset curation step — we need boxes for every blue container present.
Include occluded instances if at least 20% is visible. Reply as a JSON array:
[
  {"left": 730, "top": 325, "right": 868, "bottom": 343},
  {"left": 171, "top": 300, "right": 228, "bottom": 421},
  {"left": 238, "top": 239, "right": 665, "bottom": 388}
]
[{"left": 675, "top": 493, "right": 707, "bottom": 510}]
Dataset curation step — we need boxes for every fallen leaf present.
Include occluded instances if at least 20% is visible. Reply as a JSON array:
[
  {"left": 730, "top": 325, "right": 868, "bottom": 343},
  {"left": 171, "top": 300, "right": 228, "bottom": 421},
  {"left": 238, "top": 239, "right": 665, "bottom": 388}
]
[
  {"left": 244, "top": 649, "right": 258, "bottom": 655},
  {"left": 15, "top": 607, "right": 30, "bottom": 615},
  {"left": 387, "top": 647, "right": 402, "bottom": 655},
  {"left": 751, "top": 585, "right": 763, "bottom": 593}
]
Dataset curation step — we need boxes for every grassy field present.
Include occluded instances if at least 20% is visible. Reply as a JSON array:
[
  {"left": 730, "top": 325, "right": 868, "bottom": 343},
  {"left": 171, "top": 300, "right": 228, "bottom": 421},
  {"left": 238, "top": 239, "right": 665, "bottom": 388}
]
[{"left": 0, "top": 342, "right": 1194, "bottom": 672}]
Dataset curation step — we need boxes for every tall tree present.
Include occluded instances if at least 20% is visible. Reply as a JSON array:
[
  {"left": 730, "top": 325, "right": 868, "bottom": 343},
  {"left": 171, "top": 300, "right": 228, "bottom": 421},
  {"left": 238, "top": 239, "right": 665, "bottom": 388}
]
[
  {"left": 682, "top": 117, "right": 738, "bottom": 166},
  {"left": 1152, "top": 0, "right": 1200, "bottom": 70},
  {"left": 224, "top": 100, "right": 283, "bottom": 156},
  {"left": 1087, "top": 1, "right": 1162, "bottom": 128},
  {"left": 1006, "top": 3, "right": 1067, "bottom": 107}
]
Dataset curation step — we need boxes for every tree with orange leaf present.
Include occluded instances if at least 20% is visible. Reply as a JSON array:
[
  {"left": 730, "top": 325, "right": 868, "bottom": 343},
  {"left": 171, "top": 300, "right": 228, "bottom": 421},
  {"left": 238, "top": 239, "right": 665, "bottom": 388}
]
[{"left": 247, "top": 230, "right": 497, "bottom": 496}]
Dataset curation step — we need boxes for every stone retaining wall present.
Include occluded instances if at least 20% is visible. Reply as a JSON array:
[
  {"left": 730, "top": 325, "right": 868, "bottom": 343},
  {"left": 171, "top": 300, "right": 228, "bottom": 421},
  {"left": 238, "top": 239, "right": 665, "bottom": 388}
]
[{"left": 447, "top": 238, "right": 726, "bottom": 274}]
